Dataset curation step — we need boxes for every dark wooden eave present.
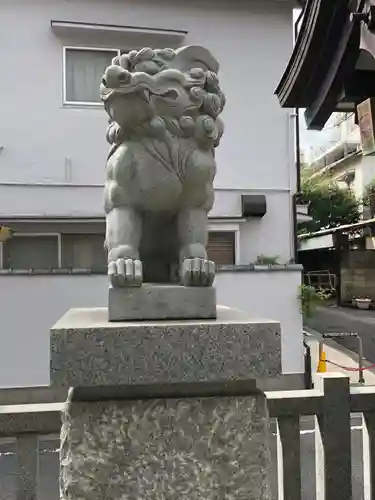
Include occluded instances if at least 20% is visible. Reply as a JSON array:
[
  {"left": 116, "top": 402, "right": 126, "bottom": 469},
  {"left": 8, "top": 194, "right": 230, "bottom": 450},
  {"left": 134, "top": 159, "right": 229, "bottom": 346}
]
[{"left": 275, "top": 0, "right": 366, "bottom": 130}]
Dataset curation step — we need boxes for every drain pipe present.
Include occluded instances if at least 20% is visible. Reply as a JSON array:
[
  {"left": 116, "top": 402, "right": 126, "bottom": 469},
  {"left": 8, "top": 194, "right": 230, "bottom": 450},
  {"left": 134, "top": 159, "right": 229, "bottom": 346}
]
[{"left": 292, "top": 8, "right": 304, "bottom": 263}]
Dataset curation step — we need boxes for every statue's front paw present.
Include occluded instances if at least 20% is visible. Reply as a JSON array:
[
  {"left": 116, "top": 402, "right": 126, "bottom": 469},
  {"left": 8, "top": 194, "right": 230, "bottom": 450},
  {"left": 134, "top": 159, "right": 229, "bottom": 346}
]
[
  {"left": 108, "top": 259, "right": 143, "bottom": 287},
  {"left": 181, "top": 258, "right": 215, "bottom": 287}
]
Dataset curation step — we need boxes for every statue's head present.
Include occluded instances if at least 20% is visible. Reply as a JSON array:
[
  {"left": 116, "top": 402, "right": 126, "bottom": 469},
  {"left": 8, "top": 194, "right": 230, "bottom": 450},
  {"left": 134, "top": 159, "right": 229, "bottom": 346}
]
[{"left": 100, "top": 46, "right": 226, "bottom": 146}]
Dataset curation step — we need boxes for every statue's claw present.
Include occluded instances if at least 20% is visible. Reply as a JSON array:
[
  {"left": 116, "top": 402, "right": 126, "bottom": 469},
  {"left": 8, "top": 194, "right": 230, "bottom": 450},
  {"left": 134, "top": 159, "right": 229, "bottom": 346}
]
[
  {"left": 181, "top": 258, "right": 215, "bottom": 287},
  {"left": 108, "top": 258, "right": 143, "bottom": 287}
]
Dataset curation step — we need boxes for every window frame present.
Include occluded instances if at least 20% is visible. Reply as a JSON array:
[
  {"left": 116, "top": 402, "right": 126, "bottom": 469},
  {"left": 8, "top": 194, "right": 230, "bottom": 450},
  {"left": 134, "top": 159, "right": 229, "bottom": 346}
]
[
  {"left": 0, "top": 224, "right": 240, "bottom": 271},
  {"left": 208, "top": 222, "right": 240, "bottom": 265},
  {"left": 60, "top": 233, "right": 107, "bottom": 270},
  {"left": 62, "top": 46, "right": 121, "bottom": 107},
  {"left": 0, "top": 233, "right": 62, "bottom": 270}
]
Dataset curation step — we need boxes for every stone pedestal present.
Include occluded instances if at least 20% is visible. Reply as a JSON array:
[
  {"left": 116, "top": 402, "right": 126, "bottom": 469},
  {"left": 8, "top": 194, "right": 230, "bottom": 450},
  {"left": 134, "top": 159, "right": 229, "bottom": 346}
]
[
  {"left": 51, "top": 306, "right": 281, "bottom": 387},
  {"left": 51, "top": 306, "right": 281, "bottom": 499},
  {"left": 108, "top": 284, "right": 217, "bottom": 321},
  {"left": 60, "top": 392, "right": 272, "bottom": 499}
]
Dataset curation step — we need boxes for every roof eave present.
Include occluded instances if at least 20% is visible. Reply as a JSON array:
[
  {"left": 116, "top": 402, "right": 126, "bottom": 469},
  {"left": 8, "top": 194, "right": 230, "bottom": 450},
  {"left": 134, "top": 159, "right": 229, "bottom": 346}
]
[
  {"left": 275, "top": 0, "right": 348, "bottom": 108},
  {"left": 275, "top": 0, "right": 365, "bottom": 130}
]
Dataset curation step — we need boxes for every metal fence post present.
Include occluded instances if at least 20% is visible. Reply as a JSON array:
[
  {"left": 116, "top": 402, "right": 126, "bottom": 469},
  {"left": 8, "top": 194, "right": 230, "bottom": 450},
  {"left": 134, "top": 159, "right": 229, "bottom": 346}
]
[
  {"left": 315, "top": 373, "right": 352, "bottom": 500},
  {"left": 303, "top": 340, "right": 313, "bottom": 389},
  {"left": 318, "top": 339, "right": 323, "bottom": 365},
  {"left": 358, "top": 335, "right": 365, "bottom": 384}
]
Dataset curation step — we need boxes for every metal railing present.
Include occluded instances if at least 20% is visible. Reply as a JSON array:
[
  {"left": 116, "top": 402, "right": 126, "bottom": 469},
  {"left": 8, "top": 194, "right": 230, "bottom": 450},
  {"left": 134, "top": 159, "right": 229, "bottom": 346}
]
[
  {"left": 2, "top": 373, "right": 375, "bottom": 500},
  {"left": 304, "top": 270, "right": 337, "bottom": 291},
  {"left": 303, "top": 339, "right": 313, "bottom": 389}
]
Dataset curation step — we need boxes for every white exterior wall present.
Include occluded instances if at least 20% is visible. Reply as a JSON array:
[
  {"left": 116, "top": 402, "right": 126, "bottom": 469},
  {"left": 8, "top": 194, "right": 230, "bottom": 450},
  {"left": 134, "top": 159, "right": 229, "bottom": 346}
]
[
  {"left": 352, "top": 156, "right": 375, "bottom": 201},
  {"left": 328, "top": 153, "right": 375, "bottom": 207},
  {"left": 0, "top": 271, "right": 303, "bottom": 388}
]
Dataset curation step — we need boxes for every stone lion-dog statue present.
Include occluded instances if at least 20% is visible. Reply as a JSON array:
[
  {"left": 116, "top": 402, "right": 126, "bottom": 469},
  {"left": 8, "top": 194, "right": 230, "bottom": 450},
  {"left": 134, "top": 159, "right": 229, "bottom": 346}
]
[{"left": 100, "top": 45, "right": 226, "bottom": 288}]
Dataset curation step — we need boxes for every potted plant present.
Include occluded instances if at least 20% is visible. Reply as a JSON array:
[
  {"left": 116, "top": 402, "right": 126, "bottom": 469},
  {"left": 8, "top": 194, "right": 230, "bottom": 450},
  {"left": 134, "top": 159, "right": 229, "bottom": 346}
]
[
  {"left": 254, "top": 254, "right": 280, "bottom": 266},
  {"left": 299, "top": 284, "right": 332, "bottom": 318},
  {"left": 354, "top": 296, "right": 372, "bottom": 310}
]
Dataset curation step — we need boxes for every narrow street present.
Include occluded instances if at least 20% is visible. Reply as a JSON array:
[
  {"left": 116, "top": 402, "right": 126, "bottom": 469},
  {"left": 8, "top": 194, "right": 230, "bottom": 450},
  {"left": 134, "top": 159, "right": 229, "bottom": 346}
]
[{"left": 306, "top": 305, "right": 375, "bottom": 363}]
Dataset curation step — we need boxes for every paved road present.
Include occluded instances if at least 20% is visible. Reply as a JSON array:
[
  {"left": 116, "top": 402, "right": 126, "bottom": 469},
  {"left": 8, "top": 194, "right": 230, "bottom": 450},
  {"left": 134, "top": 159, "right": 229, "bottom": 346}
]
[
  {"left": 0, "top": 419, "right": 366, "bottom": 500},
  {"left": 306, "top": 305, "right": 375, "bottom": 364}
]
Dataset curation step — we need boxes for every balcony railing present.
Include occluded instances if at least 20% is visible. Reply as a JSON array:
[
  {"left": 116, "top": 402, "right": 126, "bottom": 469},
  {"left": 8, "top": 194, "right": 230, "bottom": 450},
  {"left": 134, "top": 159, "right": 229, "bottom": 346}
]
[{"left": 2, "top": 373, "right": 375, "bottom": 499}]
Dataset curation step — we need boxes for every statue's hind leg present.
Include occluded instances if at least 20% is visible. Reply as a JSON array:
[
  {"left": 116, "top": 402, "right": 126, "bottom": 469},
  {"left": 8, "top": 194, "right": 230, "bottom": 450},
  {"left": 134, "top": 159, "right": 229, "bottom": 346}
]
[
  {"left": 178, "top": 208, "right": 215, "bottom": 287},
  {"left": 106, "top": 207, "right": 143, "bottom": 287}
]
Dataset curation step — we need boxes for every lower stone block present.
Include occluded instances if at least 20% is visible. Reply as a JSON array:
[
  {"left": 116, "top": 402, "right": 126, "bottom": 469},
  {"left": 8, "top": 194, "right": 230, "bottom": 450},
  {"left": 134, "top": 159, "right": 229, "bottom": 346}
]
[
  {"left": 60, "top": 393, "right": 272, "bottom": 500},
  {"left": 108, "top": 284, "right": 217, "bottom": 321}
]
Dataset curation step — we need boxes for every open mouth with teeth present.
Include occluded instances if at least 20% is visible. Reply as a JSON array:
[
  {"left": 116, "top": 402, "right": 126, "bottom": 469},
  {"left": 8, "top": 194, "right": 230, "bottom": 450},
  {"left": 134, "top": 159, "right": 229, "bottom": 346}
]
[
  {"left": 100, "top": 65, "right": 207, "bottom": 107},
  {"left": 100, "top": 84, "right": 180, "bottom": 104}
]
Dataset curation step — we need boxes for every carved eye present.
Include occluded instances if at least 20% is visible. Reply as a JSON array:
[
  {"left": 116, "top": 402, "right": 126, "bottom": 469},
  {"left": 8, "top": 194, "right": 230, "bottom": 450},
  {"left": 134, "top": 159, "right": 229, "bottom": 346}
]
[
  {"left": 163, "top": 90, "right": 178, "bottom": 100},
  {"left": 101, "top": 77, "right": 107, "bottom": 86}
]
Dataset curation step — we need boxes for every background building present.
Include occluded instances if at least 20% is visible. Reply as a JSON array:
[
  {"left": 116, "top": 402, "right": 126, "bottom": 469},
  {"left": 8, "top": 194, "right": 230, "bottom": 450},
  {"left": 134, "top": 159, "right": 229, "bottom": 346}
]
[
  {"left": 278, "top": 0, "right": 375, "bottom": 305},
  {"left": 302, "top": 112, "right": 375, "bottom": 217}
]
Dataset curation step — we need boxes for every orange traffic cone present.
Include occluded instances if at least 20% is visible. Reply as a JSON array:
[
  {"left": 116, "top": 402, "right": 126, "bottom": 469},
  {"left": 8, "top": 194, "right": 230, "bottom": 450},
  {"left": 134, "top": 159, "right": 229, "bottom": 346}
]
[{"left": 317, "top": 351, "right": 327, "bottom": 373}]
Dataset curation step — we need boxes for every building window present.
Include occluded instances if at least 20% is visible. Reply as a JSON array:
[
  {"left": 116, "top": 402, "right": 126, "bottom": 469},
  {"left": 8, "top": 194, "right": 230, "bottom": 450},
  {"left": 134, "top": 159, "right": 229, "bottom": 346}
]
[
  {"left": 2, "top": 235, "right": 59, "bottom": 269},
  {"left": 64, "top": 47, "right": 119, "bottom": 104},
  {"left": 61, "top": 234, "right": 106, "bottom": 270},
  {"left": 207, "top": 231, "right": 236, "bottom": 265},
  {"left": 0, "top": 229, "right": 236, "bottom": 271}
]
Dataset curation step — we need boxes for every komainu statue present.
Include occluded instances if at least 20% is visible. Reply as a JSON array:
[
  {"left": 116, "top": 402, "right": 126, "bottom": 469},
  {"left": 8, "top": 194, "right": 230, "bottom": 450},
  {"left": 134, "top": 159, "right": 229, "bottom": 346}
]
[{"left": 100, "top": 46, "right": 225, "bottom": 287}]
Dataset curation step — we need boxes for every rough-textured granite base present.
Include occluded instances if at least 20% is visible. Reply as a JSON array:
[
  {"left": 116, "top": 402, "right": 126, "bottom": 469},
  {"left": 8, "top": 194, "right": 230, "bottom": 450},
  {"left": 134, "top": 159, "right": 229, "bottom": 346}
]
[
  {"left": 50, "top": 306, "right": 281, "bottom": 387},
  {"left": 60, "top": 394, "right": 272, "bottom": 500},
  {"left": 108, "top": 284, "right": 216, "bottom": 321}
]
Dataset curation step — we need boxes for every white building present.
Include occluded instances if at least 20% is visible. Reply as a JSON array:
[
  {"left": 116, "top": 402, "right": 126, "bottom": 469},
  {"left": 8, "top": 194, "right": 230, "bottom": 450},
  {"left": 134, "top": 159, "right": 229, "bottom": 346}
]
[
  {"left": 304, "top": 112, "right": 375, "bottom": 219},
  {"left": 0, "top": 0, "right": 304, "bottom": 387}
]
